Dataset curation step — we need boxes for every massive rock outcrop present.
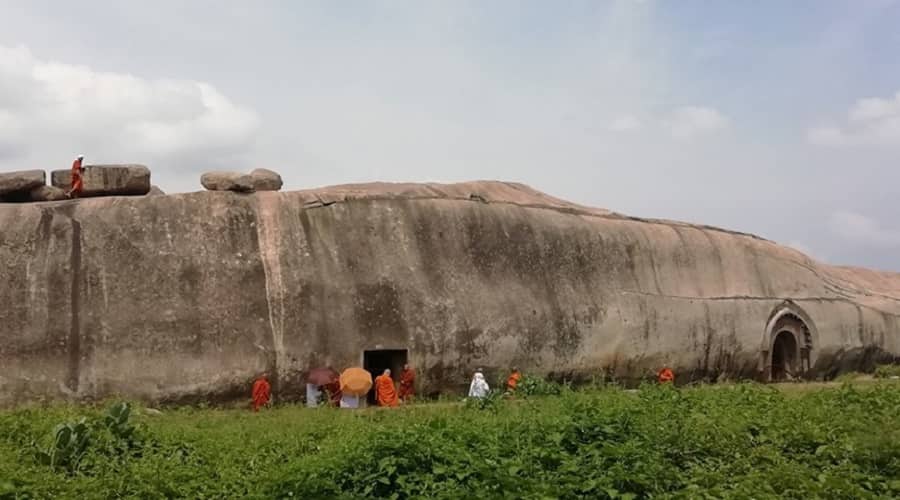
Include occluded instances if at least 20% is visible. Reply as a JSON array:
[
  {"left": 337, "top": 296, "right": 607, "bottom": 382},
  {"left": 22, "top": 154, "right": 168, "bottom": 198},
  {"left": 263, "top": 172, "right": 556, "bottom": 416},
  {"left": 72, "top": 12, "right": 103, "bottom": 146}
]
[{"left": 0, "top": 181, "right": 898, "bottom": 405}]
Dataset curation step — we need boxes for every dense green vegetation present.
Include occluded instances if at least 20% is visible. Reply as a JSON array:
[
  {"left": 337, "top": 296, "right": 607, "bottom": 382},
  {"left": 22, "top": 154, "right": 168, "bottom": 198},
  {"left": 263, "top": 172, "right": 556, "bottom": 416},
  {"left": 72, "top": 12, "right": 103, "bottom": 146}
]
[
  {"left": 875, "top": 363, "right": 900, "bottom": 379},
  {"left": 2, "top": 382, "right": 899, "bottom": 499}
]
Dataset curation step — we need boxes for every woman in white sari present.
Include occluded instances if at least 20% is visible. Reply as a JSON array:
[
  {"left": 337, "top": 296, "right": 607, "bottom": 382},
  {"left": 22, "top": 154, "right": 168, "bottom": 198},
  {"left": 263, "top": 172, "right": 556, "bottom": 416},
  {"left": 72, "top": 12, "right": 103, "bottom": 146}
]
[{"left": 468, "top": 371, "right": 490, "bottom": 398}]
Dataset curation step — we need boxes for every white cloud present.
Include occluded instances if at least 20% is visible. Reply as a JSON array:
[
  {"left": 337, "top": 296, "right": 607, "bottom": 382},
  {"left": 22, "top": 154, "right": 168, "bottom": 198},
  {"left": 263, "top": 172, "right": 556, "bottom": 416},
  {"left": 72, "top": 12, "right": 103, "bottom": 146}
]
[
  {"left": 662, "top": 106, "right": 729, "bottom": 139},
  {"left": 608, "top": 114, "right": 642, "bottom": 132},
  {"left": 831, "top": 210, "right": 900, "bottom": 248},
  {"left": 0, "top": 44, "right": 259, "bottom": 173},
  {"left": 806, "top": 126, "right": 845, "bottom": 145},
  {"left": 807, "top": 90, "right": 900, "bottom": 147},
  {"left": 605, "top": 107, "right": 727, "bottom": 138}
]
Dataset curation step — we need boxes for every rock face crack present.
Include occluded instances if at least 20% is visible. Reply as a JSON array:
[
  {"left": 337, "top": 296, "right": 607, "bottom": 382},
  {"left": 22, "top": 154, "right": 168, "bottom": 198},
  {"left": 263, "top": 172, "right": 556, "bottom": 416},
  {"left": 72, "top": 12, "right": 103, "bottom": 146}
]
[
  {"left": 67, "top": 218, "right": 82, "bottom": 394},
  {"left": 255, "top": 194, "right": 287, "bottom": 393},
  {"left": 303, "top": 195, "right": 337, "bottom": 209},
  {"left": 619, "top": 290, "right": 900, "bottom": 318}
]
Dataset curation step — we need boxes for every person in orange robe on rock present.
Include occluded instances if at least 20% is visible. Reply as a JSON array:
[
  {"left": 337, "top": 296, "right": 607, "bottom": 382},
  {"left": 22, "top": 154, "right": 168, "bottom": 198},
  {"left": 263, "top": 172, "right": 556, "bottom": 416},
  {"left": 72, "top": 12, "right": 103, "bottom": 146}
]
[
  {"left": 506, "top": 367, "right": 522, "bottom": 393},
  {"left": 251, "top": 373, "right": 271, "bottom": 411},
  {"left": 374, "top": 369, "right": 399, "bottom": 407},
  {"left": 398, "top": 364, "right": 415, "bottom": 403},
  {"left": 657, "top": 367, "right": 675, "bottom": 385},
  {"left": 67, "top": 155, "right": 85, "bottom": 198}
]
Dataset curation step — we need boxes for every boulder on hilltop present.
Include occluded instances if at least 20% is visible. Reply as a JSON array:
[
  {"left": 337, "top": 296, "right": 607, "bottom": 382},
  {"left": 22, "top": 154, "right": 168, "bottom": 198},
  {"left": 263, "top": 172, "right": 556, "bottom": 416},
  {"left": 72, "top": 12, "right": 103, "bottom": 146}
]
[
  {"left": 201, "top": 171, "right": 255, "bottom": 192},
  {"left": 0, "top": 170, "right": 46, "bottom": 199},
  {"left": 249, "top": 168, "right": 283, "bottom": 191},
  {"left": 201, "top": 169, "right": 283, "bottom": 192},
  {"left": 51, "top": 164, "right": 151, "bottom": 197}
]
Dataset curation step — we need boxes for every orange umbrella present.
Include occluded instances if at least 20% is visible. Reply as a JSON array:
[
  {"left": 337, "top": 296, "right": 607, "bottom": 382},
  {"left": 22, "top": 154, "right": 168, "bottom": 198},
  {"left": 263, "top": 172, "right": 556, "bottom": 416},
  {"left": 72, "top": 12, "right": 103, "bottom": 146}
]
[{"left": 340, "top": 367, "right": 373, "bottom": 396}]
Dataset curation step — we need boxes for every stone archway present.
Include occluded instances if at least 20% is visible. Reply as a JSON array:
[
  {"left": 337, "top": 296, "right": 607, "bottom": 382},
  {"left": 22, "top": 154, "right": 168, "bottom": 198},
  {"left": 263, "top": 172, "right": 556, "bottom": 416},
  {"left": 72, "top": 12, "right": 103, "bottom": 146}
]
[
  {"left": 762, "top": 302, "right": 817, "bottom": 381},
  {"left": 771, "top": 330, "right": 799, "bottom": 380}
]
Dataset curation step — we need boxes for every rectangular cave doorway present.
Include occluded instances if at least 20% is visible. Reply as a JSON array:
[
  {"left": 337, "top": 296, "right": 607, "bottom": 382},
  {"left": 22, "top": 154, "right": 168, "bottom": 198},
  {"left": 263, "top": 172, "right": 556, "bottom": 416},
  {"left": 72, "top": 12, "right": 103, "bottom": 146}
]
[{"left": 363, "top": 349, "right": 408, "bottom": 405}]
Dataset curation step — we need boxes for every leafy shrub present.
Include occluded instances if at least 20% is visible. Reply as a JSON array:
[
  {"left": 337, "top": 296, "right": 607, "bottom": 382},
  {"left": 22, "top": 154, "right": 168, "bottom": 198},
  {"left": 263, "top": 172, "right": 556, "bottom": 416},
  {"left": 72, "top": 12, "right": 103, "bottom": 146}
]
[
  {"left": 513, "top": 374, "right": 564, "bottom": 397},
  {"left": 104, "top": 402, "right": 136, "bottom": 442},
  {"left": 32, "top": 402, "right": 140, "bottom": 475},
  {"left": 34, "top": 418, "right": 92, "bottom": 473},
  {"left": 874, "top": 364, "right": 900, "bottom": 379}
]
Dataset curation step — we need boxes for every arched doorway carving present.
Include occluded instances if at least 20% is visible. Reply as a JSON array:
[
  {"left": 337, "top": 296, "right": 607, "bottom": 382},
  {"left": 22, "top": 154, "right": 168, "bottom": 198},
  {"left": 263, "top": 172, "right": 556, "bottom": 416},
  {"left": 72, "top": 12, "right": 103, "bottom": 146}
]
[
  {"left": 762, "top": 302, "right": 817, "bottom": 381},
  {"left": 771, "top": 330, "right": 798, "bottom": 380}
]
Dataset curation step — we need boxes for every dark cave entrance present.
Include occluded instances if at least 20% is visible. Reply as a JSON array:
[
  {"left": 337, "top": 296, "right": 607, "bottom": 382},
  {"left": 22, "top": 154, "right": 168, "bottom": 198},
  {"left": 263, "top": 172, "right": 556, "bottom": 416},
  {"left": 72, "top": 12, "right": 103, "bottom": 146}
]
[{"left": 771, "top": 330, "right": 799, "bottom": 381}]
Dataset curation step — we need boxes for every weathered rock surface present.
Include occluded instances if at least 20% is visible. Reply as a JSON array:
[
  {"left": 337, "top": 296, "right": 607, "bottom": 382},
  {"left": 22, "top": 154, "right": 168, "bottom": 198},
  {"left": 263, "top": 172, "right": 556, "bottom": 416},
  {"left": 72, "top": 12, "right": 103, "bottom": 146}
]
[
  {"left": 147, "top": 185, "right": 166, "bottom": 196},
  {"left": 201, "top": 171, "right": 254, "bottom": 192},
  {"left": 0, "top": 170, "right": 45, "bottom": 197},
  {"left": 50, "top": 165, "right": 151, "bottom": 197},
  {"left": 1, "top": 180, "right": 898, "bottom": 406},
  {"left": 29, "top": 185, "right": 68, "bottom": 202},
  {"left": 249, "top": 168, "right": 283, "bottom": 191}
]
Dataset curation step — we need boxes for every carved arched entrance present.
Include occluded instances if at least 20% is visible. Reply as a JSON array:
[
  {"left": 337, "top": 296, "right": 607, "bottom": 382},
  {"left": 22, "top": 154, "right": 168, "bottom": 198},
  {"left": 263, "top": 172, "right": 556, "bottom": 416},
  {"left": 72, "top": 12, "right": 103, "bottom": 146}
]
[
  {"left": 771, "top": 330, "right": 798, "bottom": 380},
  {"left": 762, "top": 302, "right": 817, "bottom": 381}
]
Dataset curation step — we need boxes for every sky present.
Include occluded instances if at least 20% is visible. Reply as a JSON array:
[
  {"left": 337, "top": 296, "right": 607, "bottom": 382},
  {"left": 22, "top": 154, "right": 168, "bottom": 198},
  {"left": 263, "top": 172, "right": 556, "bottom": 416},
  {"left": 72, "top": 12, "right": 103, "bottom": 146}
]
[{"left": 0, "top": 0, "right": 898, "bottom": 271}]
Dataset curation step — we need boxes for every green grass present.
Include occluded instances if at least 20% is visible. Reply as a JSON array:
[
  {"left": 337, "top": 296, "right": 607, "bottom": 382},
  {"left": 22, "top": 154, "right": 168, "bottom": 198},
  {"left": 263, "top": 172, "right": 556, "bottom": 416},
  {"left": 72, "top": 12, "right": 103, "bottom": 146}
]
[{"left": 2, "top": 382, "right": 899, "bottom": 499}]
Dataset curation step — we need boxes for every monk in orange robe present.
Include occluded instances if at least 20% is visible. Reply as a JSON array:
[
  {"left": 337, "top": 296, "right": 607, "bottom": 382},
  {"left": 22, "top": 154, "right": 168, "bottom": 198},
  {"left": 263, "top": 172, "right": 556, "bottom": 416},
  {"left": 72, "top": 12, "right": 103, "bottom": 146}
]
[
  {"left": 657, "top": 367, "right": 675, "bottom": 384},
  {"left": 251, "top": 373, "right": 271, "bottom": 411},
  {"left": 374, "top": 369, "right": 399, "bottom": 407},
  {"left": 398, "top": 364, "right": 415, "bottom": 402},
  {"left": 67, "top": 155, "right": 85, "bottom": 197},
  {"left": 506, "top": 367, "right": 522, "bottom": 393}
]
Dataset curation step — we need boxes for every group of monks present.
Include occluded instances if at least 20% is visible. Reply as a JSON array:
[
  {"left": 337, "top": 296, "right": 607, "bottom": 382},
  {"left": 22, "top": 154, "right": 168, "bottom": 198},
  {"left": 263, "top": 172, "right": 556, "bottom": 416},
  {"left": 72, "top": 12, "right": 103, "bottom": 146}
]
[
  {"left": 250, "top": 364, "right": 675, "bottom": 411},
  {"left": 249, "top": 364, "right": 417, "bottom": 411}
]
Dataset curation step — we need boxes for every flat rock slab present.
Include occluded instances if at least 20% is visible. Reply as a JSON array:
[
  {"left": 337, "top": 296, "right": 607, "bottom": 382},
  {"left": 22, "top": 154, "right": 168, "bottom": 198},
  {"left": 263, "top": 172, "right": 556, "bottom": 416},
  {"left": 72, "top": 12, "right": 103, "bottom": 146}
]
[
  {"left": 201, "top": 171, "right": 254, "bottom": 192},
  {"left": 0, "top": 170, "right": 46, "bottom": 196},
  {"left": 51, "top": 164, "right": 151, "bottom": 197}
]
